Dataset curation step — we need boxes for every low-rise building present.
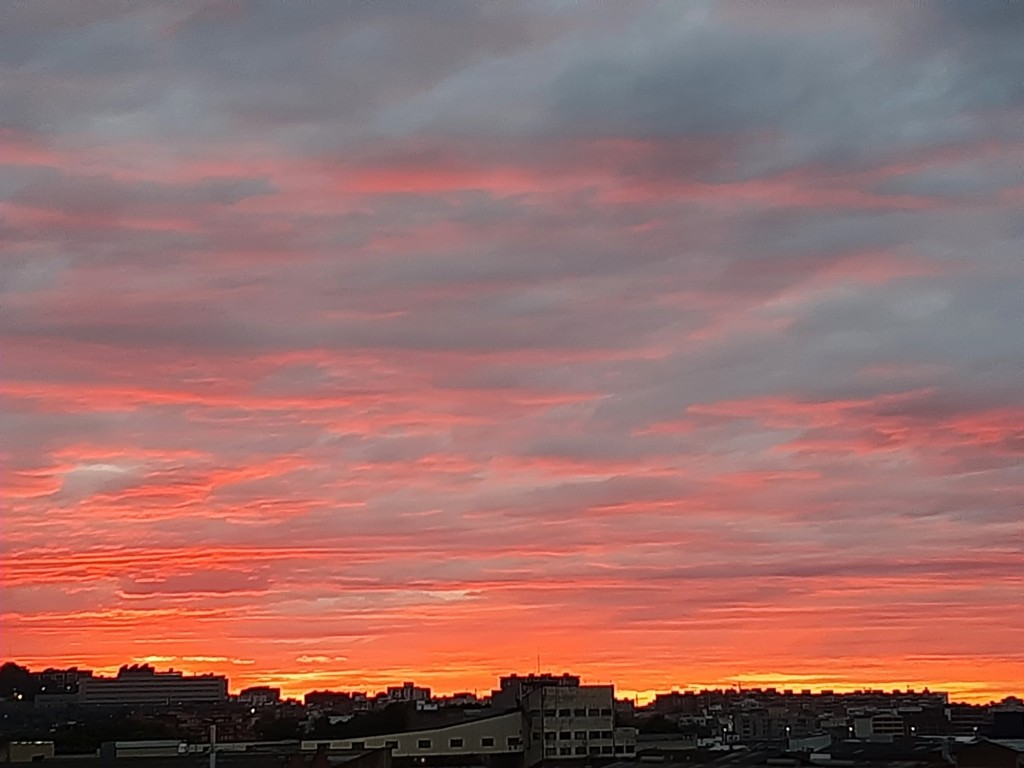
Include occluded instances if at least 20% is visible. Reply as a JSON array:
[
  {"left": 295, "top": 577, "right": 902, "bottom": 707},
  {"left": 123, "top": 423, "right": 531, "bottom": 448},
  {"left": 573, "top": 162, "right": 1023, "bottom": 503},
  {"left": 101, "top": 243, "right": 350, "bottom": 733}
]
[
  {"left": 1, "top": 741, "right": 55, "bottom": 763},
  {"left": 302, "top": 710, "right": 525, "bottom": 760}
]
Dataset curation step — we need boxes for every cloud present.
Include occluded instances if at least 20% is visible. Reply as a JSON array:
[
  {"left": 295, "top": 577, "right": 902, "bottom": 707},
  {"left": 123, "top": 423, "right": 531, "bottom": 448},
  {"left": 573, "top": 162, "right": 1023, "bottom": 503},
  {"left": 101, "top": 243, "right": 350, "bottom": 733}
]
[{"left": 1, "top": 0, "right": 1022, "bottom": 702}]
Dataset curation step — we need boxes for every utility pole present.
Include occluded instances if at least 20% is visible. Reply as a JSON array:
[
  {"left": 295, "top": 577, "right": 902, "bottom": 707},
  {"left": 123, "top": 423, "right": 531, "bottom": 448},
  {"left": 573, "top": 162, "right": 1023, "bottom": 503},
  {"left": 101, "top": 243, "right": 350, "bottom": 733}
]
[{"left": 209, "top": 724, "right": 216, "bottom": 768}]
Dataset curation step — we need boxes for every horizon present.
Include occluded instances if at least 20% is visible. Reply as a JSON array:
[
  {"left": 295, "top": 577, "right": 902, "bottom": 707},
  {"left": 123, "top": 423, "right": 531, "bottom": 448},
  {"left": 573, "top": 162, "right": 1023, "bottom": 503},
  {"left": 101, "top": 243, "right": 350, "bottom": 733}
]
[
  {"left": 9, "top": 658, "right": 1020, "bottom": 707},
  {"left": 2, "top": 1, "right": 1022, "bottom": 708}
]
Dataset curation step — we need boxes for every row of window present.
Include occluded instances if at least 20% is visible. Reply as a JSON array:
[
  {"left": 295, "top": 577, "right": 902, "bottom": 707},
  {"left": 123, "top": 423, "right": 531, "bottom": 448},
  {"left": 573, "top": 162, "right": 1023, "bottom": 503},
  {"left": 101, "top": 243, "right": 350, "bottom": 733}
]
[
  {"left": 545, "top": 745, "right": 634, "bottom": 756},
  {"left": 541, "top": 730, "right": 614, "bottom": 741},
  {"left": 345, "top": 736, "right": 519, "bottom": 751},
  {"left": 534, "top": 708, "right": 612, "bottom": 717},
  {"left": 411, "top": 736, "right": 518, "bottom": 750}
]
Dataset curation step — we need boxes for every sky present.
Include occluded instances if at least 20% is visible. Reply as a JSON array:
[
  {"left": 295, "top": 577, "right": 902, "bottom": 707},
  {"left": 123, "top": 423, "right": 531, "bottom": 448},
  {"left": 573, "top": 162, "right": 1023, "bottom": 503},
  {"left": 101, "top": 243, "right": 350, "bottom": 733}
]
[{"left": 1, "top": 0, "right": 1023, "bottom": 704}]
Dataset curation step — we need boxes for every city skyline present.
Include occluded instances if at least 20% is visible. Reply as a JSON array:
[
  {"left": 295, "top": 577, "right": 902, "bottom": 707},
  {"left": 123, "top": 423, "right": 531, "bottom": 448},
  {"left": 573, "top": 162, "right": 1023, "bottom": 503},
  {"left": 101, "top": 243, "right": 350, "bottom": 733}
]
[
  {"left": 4, "top": 659, "right": 1021, "bottom": 707},
  {"left": 2, "top": 1, "right": 1023, "bottom": 709}
]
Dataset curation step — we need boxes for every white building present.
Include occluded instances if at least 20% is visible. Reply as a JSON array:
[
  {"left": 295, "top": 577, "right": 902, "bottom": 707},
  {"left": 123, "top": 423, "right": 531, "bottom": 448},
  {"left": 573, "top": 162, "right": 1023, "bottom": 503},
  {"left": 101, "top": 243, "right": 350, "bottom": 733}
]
[{"left": 79, "top": 668, "right": 227, "bottom": 706}]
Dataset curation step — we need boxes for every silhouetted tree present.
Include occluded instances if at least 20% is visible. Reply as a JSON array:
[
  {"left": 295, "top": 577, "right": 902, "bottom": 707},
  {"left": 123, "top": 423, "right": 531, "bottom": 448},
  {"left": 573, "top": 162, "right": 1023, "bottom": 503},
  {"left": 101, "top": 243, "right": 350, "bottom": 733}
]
[{"left": 0, "top": 662, "right": 38, "bottom": 701}]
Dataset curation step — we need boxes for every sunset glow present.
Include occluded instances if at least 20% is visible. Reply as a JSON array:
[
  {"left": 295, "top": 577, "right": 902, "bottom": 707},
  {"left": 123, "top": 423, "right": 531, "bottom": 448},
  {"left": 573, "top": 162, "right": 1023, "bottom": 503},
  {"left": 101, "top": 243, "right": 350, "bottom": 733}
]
[{"left": 2, "top": 1, "right": 1022, "bottom": 705}]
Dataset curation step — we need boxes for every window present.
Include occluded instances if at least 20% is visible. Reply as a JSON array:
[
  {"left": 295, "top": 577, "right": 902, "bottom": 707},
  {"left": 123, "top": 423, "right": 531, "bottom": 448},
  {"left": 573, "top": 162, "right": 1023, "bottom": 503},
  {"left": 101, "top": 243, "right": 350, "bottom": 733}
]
[
  {"left": 602, "top": 745, "right": 614, "bottom": 754},
  {"left": 615, "top": 745, "right": 625, "bottom": 754},
  {"left": 560, "top": 747, "right": 573, "bottom": 756},
  {"left": 574, "top": 708, "right": 587, "bottom": 716},
  {"left": 600, "top": 708, "right": 612, "bottom": 716},
  {"left": 546, "top": 747, "right": 558, "bottom": 756},
  {"left": 508, "top": 737, "right": 522, "bottom": 748},
  {"left": 602, "top": 731, "right": 613, "bottom": 739},
  {"left": 351, "top": 742, "right": 365, "bottom": 750},
  {"left": 543, "top": 708, "right": 556, "bottom": 717},
  {"left": 588, "top": 708, "right": 601, "bottom": 716},
  {"left": 532, "top": 732, "right": 541, "bottom": 742},
  {"left": 560, "top": 732, "right": 572, "bottom": 741},
  {"left": 385, "top": 741, "right": 398, "bottom": 749},
  {"left": 574, "top": 731, "right": 586, "bottom": 740},
  {"left": 575, "top": 747, "right": 587, "bottom": 755},
  {"left": 545, "top": 731, "right": 557, "bottom": 741},
  {"left": 449, "top": 738, "right": 463, "bottom": 748},
  {"left": 481, "top": 738, "right": 494, "bottom": 748},
  {"left": 589, "top": 746, "right": 601, "bottom": 755},
  {"left": 417, "top": 740, "right": 431, "bottom": 749},
  {"left": 559, "top": 708, "right": 571, "bottom": 717},
  {"left": 589, "top": 731, "right": 601, "bottom": 739}
]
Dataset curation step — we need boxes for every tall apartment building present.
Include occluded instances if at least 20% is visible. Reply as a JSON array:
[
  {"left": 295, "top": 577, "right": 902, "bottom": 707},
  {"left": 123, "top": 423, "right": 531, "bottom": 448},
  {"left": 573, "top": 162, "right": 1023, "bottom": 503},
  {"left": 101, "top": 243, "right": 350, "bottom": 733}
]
[{"left": 78, "top": 666, "right": 227, "bottom": 706}]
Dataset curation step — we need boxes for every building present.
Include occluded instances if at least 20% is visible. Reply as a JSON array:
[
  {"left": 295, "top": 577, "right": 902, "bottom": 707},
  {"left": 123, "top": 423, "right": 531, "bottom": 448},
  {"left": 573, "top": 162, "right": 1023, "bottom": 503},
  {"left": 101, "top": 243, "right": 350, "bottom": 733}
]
[
  {"left": 957, "top": 740, "right": 1024, "bottom": 768},
  {"left": 519, "top": 675, "right": 636, "bottom": 764},
  {"left": 1, "top": 742, "right": 56, "bottom": 763},
  {"left": 100, "top": 741, "right": 188, "bottom": 759},
  {"left": 387, "top": 683, "right": 431, "bottom": 703},
  {"left": 951, "top": 705, "right": 993, "bottom": 737},
  {"left": 36, "top": 667, "right": 93, "bottom": 695},
  {"left": 491, "top": 674, "right": 581, "bottom": 713},
  {"left": 240, "top": 686, "right": 282, "bottom": 707},
  {"left": 305, "top": 691, "right": 356, "bottom": 713},
  {"left": 853, "top": 710, "right": 907, "bottom": 741},
  {"left": 990, "top": 700, "right": 1024, "bottom": 739},
  {"left": 78, "top": 666, "right": 227, "bottom": 706},
  {"left": 307, "top": 674, "right": 635, "bottom": 767},
  {"left": 302, "top": 710, "right": 525, "bottom": 762}
]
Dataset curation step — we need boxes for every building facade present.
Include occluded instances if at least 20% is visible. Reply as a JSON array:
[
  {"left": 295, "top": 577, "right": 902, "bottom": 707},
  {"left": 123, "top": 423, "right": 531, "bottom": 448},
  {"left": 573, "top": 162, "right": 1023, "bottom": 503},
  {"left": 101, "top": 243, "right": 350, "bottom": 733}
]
[
  {"left": 302, "top": 710, "right": 525, "bottom": 761},
  {"left": 79, "top": 668, "right": 227, "bottom": 706},
  {"left": 520, "top": 679, "right": 636, "bottom": 764}
]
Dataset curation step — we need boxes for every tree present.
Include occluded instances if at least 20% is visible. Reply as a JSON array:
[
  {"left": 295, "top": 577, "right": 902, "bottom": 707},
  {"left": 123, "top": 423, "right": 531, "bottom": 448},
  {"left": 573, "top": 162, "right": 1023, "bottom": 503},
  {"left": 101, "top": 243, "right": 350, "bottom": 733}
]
[{"left": 0, "top": 662, "right": 38, "bottom": 701}]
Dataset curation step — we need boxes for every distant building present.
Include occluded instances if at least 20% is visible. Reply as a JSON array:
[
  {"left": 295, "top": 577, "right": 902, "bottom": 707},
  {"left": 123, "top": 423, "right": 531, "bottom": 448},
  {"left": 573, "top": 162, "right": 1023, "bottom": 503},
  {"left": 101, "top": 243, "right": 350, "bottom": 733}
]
[
  {"left": 491, "top": 673, "right": 581, "bottom": 712},
  {"left": 989, "top": 699, "right": 1024, "bottom": 739},
  {"left": 78, "top": 665, "right": 227, "bottom": 706},
  {"left": 434, "top": 692, "right": 480, "bottom": 708},
  {"left": 386, "top": 682, "right": 431, "bottom": 703},
  {"left": 951, "top": 704, "right": 993, "bottom": 736},
  {"left": 853, "top": 710, "right": 906, "bottom": 741},
  {"left": 33, "top": 667, "right": 93, "bottom": 708},
  {"left": 305, "top": 691, "right": 355, "bottom": 712},
  {"left": 239, "top": 686, "right": 281, "bottom": 707},
  {"left": 36, "top": 667, "right": 93, "bottom": 695}
]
